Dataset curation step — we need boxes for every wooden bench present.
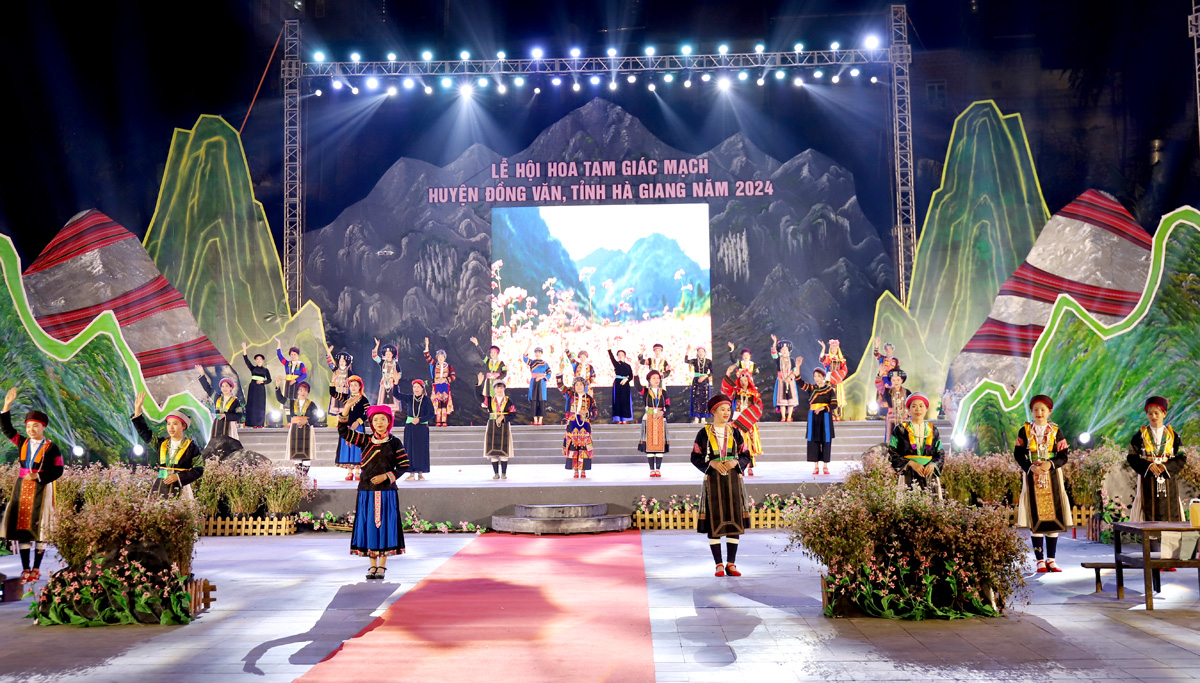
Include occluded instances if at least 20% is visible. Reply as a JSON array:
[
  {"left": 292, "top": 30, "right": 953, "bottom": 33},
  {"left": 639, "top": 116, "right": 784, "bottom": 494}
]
[{"left": 1080, "top": 561, "right": 1121, "bottom": 593}]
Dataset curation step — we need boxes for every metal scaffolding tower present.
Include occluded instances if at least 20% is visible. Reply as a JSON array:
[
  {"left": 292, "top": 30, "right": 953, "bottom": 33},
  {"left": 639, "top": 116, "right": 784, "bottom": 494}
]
[
  {"left": 282, "top": 19, "right": 303, "bottom": 314},
  {"left": 890, "top": 4, "right": 915, "bottom": 306},
  {"left": 1191, "top": 1, "right": 1200, "bottom": 158}
]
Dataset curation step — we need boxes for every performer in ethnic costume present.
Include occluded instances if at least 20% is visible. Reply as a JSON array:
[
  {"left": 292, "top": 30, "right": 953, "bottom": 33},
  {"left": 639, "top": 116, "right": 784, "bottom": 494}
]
[
  {"left": 635, "top": 370, "right": 671, "bottom": 477},
  {"left": 326, "top": 347, "right": 353, "bottom": 426},
  {"left": 558, "top": 375, "right": 599, "bottom": 478},
  {"left": 817, "top": 339, "right": 849, "bottom": 421},
  {"left": 275, "top": 339, "right": 308, "bottom": 401},
  {"left": 607, "top": 342, "right": 635, "bottom": 423},
  {"left": 470, "top": 336, "right": 507, "bottom": 406},
  {"left": 276, "top": 382, "right": 319, "bottom": 469},
  {"left": 1013, "top": 395, "right": 1073, "bottom": 573},
  {"left": 240, "top": 342, "right": 273, "bottom": 428},
  {"left": 393, "top": 380, "right": 435, "bottom": 481},
  {"left": 769, "top": 334, "right": 800, "bottom": 421},
  {"left": 339, "top": 404, "right": 409, "bottom": 579},
  {"left": 881, "top": 369, "right": 911, "bottom": 439},
  {"left": 684, "top": 346, "right": 713, "bottom": 423},
  {"left": 1, "top": 387, "right": 64, "bottom": 586},
  {"left": 692, "top": 393, "right": 752, "bottom": 577},
  {"left": 331, "top": 375, "right": 370, "bottom": 481},
  {"left": 131, "top": 392, "right": 203, "bottom": 498},
  {"left": 423, "top": 337, "right": 456, "bottom": 426},
  {"left": 523, "top": 346, "right": 552, "bottom": 425},
  {"left": 197, "top": 367, "right": 241, "bottom": 440},
  {"left": 797, "top": 368, "right": 838, "bottom": 474},
  {"left": 888, "top": 393, "right": 944, "bottom": 496},
  {"left": 638, "top": 344, "right": 673, "bottom": 383},
  {"left": 564, "top": 347, "right": 597, "bottom": 419},
  {"left": 1128, "top": 396, "right": 1187, "bottom": 523},
  {"left": 873, "top": 337, "right": 900, "bottom": 401},
  {"left": 722, "top": 366, "right": 763, "bottom": 476},
  {"left": 371, "top": 339, "right": 402, "bottom": 410},
  {"left": 726, "top": 342, "right": 756, "bottom": 375},
  {"left": 480, "top": 377, "right": 516, "bottom": 479}
]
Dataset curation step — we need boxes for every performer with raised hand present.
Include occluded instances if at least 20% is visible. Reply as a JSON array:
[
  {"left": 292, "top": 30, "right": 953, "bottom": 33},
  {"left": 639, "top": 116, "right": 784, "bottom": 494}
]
[
  {"left": 684, "top": 345, "right": 713, "bottom": 423},
  {"left": 727, "top": 341, "right": 756, "bottom": 374},
  {"left": 887, "top": 393, "right": 944, "bottom": 495},
  {"left": 817, "top": 339, "right": 848, "bottom": 421},
  {"left": 798, "top": 366, "right": 839, "bottom": 476},
  {"left": 470, "top": 336, "right": 507, "bottom": 406},
  {"left": 638, "top": 343, "right": 672, "bottom": 383},
  {"left": 635, "top": 370, "right": 671, "bottom": 478},
  {"left": 241, "top": 341, "right": 273, "bottom": 428},
  {"left": 393, "top": 379, "right": 435, "bottom": 481},
  {"left": 769, "top": 334, "right": 800, "bottom": 422},
  {"left": 371, "top": 338, "right": 402, "bottom": 410},
  {"left": 607, "top": 338, "right": 635, "bottom": 424},
  {"left": 873, "top": 337, "right": 900, "bottom": 402},
  {"left": 326, "top": 346, "right": 354, "bottom": 426},
  {"left": 722, "top": 366, "right": 763, "bottom": 476},
  {"left": 1013, "top": 395, "right": 1073, "bottom": 573},
  {"left": 564, "top": 344, "right": 597, "bottom": 420},
  {"left": 423, "top": 337, "right": 456, "bottom": 427},
  {"left": 339, "top": 404, "right": 409, "bottom": 580},
  {"left": 131, "top": 392, "right": 203, "bottom": 498},
  {"left": 196, "top": 365, "right": 241, "bottom": 440},
  {"left": 692, "top": 393, "right": 752, "bottom": 578},
  {"left": 331, "top": 375, "right": 370, "bottom": 481},
  {"left": 275, "top": 338, "right": 307, "bottom": 402},
  {"left": 1, "top": 387, "right": 64, "bottom": 587}
]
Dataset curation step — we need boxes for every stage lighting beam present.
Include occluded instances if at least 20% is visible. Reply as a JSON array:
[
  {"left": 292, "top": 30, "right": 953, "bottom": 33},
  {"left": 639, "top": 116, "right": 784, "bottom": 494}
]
[
  {"left": 531, "top": 48, "right": 544, "bottom": 60},
  {"left": 681, "top": 45, "right": 692, "bottom": 55},
  {"left": 422, "top": 51, "right": 433, "bottom": 61},
  {"left": 864, "top": 35, "right": 881, "bottom": 50},
  {"left": 313, "top": 51, "right": 325, "bottom": 62},
  {"left": 387, "top": 52, "right": 396, "bottom": 61}
]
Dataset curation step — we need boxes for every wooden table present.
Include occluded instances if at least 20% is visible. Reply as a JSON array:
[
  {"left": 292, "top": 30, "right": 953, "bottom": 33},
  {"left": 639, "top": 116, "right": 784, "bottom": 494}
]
[{"left": 1113, "top": 521, "right": 1200, "bottom": 610}]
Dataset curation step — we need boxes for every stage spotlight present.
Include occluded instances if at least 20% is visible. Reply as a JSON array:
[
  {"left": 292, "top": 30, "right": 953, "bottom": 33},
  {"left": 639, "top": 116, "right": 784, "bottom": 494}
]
[
  {"left": 531, "top": 47, "right": 544, "bottom": 60},
  {"left": 737, "top": 71, "right": 748, "bottom": 81},
  {"left": 570, "top": 48, "right": 581, "bottom": 58},
  {"left": 645, "top": 46, "right": 655, "bottom": 56},
  {"left": 497, "top": 84, "right": 507, "bottom": 94},
  {"left": 754, "top": 44, "right": 764, "bottom": 53},
  {"left": 366, "top": 77, "right": 379, "bottom": 89},
  {"left": 351, "top": 52, "right": 361, "bottom": 62},
  {"left": 350, "top": 86, "right": 360, "bottom": 95},
  {"left": 386, "top": 86, "right": 397, "bottom": 96},
  {"left": 683, "top": 79, "right": 692, "bottom": 87},
  {"left": 831, "top": 75, "right": 840, "bottom": 83},
  {"left": 477, "top": 77, "right": 488, "bottom": 87},
  {"left": 775, "top": 69, "right": 785, "bottom": 80},
  {"left": 572, "top": 82, "right": 581, "bottom": 91},
  {"left": 756, "top": 77, "right": 765, "bottom": 86},
  {"left": 314, "top": 89, "right": 322, "bottom": 96},
  {"left": 718, "top": 44, "right": 729, "bottom": 55},
  {"left": 497, "top": 51, "right": 506, "bottom": 60},
  {"left": 460, "top": 84, "right": 474, "bottom": 98},
  {"left": 590, "top": 75, "right": 601, "bottom": 85},
  {"left": 424, "top": 85, "right": 433, "bottom": 94},
  {"left": 718, "top": 77, "right": 731, "bottom": 90},
  {"left": 864, "top": 35, "right": 881, "bottom": 50},
  {"left": 387, "top": 52, "right": 397, "bottom": 61},
  {"left": 681, "top": 45, "right": 692, "bottom": 55},
  {"left": 71, "top": 445, "right": 84, "bottom": 458},
  {"left": 868, "top": 400, "right": 880, "bottom": 414},
  {"left": 513, "top": 76, "right": 525, "bottom": 87},
  {"left": 441, "top": 77, "right": 453, "bottom": 88},
  {"left": 132, "top": 444, "right": 145, "bottom": 457},
  {"left": 332, "top": 80, "right": 343, "bottom": 90},
  {"left": 608, "top": 81, "right": 617, "bottom": 91},
  {"left": 627, "top": 74, "right": 637, "bottom": 83},
  {"left": 794, "top": 43, "right": 804, "bottom": 52},
  {"left": 850, "top": 68, "right": 860, "bottom": 77},
  {"left": 701, "top": 73, "right": 712, "bottom": 82},
  {"left": 551, "top": 76, "right": 562, "bottom": 86},
  {"left": 271, "top": 410, "right": 282, "bottom": 421},
  {"left": 460, "top": 51, "right": 470, "bottom": 60},
  {"left": 1079, "top": 432, "right": 1093, "bottom": 445},
  {"left": 607, "top": 47, "right": 617, "bottom": 57},
  {"left": 663, "top": 73, "right": 674, "bottom": 82},
  {"left": 422, "top": 50, "right": 433, "bottom": 61},
  {"left": 533, "top": 87, "right": 541, "bottom": 94},
  {"left": 953, "top": 433, "right": 968, "bottom": 448},
  {"left": 403, "top": 77, "right": 414, "bottom": 89},
  {"left": 313, "top": 51, "right": 325, "bottom": 62},
  {"left": 814, "top": 69, "right": 824, "bottom": 78},
  {"left": 648, "top": 83, "right": 656, "bottom": 92},
  {"left": 870, "top": 76, "right": 879, "bottom": 84},
  {"left": 793, "top": 76, "right": 804, "bottom": 86},
  {"left": 830, "top": 41, "right": 840, "bottom": 51},
  {"left": 314, "top": 409, "right": 326, "bottom": 420}
]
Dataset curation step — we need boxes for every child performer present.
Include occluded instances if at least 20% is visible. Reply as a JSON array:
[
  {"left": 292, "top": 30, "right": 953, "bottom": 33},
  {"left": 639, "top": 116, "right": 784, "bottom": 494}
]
[
  {"left": 873, "top": 337, "right": 900, "bottom": 401},
  {"left": 692, "top": 394, "right": 752, "bottom": 577},
  {"left": 1128, "top": 396, "right": 1187, "bottom": 523},
  {"left": 371, "top": 338, "right": 402, "bottom": 410},
  {"left": 423, "top": 337, "right": 456, "bottom": 426},
  {"left": 797, "top": 367, "right": 838, "bottom": 475},
  {"left": 558, "top": 372, "right": 599, "bottom": 479},
  {"left": 817, "top": 339, "right": 848, "bottom": 421},
  {"left": 479, "top": 376, "right": 516, "bottom": 479},
  {"left": 131, "top": 392, "right": 203, "bottom": 498},
  {"left": 888, "top": 394, "right": 944, "bottom": 496},
  {"left": 275, "top": 338, "right": 307, "bottom": 401},
  {"left": 339, "top": 404, "right": 409, "bottom": 580},
  {"left": 1, "top": 387, "right": 64, "bottom": 586},
  {"left": 1013, "top": 395, "right": 1073, "bottom": 572},
  {"left": 684, "top": 345, "right": 713, "bottom": 423},
  {"left": 769, "top": 334, "right": 800, "bottom": 421},
  {"left": 326, "top": 347, "right": 353, "bottom": 426},
  {"left": 276, "top": 382, "right": 319, "bottom": 471},
  {"left": 638, "top": 343, "right": 673, "bottom": 382},
  {"left": 470, "top": 337, "right": 507, "bottom": 406},
  {"left": 727, "top": 342, "right": 756, "bottom": 374},
  {"left": 240, "top": 342, "right": 273, "bottom": 428},
  {"left": 393, "top": 380, "right": 435, "bottom": 481},
  {"left": 523, "top": 346, "right": 552, "bottom": 425},
  {"left": 635, "top": 370, "right": 671, "bottom": 477},
  {"left": 722, "top": 367, "right": 763, "bottom": 476},
  {"left": 881, "top": 369, "right": 911, "bottom": 439},
  {"left": 607, "top": 340, "right": 635, "bottom": 423},
  {"left": 196, "top": 366, "right": 241, "bottom": 440},
  {"left": 331, "top": 375, "right": 370, "bottom": 481}
]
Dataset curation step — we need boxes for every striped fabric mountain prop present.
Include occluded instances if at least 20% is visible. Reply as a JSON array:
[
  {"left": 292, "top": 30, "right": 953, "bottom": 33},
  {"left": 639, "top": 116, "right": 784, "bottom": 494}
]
[
  {"left": 23, "top": 210, "right": 229, "bottom": 402},
  {"left": 948, "top": 190, "right": 1152, "bottom": 392}
]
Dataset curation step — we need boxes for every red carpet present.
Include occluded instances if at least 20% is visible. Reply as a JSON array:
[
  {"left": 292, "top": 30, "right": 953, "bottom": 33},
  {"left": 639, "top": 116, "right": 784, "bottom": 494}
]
[{"left": 298, "top": 531, "right": 655, "bottom": 683}]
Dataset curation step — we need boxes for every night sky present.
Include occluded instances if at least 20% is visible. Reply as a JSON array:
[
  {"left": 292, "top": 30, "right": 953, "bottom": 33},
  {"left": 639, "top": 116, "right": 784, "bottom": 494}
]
[{"left": 2, "top": 0, "right": 1195, "bottom": 264}]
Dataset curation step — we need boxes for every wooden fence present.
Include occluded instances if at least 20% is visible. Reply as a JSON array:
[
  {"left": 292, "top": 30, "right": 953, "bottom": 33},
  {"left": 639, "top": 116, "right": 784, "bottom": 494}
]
[
  {"left": 203, "top": 516, "right": 296, "bottom": 536},
  {"left": 633, "top": 505, "right": 1099, "bottom": 532}
]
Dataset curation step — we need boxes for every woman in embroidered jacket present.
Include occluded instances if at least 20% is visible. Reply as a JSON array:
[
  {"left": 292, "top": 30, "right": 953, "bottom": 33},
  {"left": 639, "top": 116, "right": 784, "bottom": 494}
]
[
  {"left": 470, "top": 336, "right": 507, "bottom": 404},
  {"left": 1013, "top": 394, "right": 1073, "bottom": 573},
  {"left": 880, "top": 368, "right": 911, "bottom": 439},
  {"left": 798, "top": 367, "right": 839, "bottom": 475},
  {"left": 692, "top": 393, "right": 752, "bottom": 578},
  {"left": 1, "top": 387, "right": 65, "bottom": 585},
  {"left": 635, "top": 370, "right": 671, "bottom": 478},
  {"left": 275, "top": 338, "right": 308, "bottom": 402},
  {"left": 523, "top": 346, "right": 552, "bottom": 425},
  {"left": 480, "top": 377, "right": 516, "bottom": 479},
  {"left": 371, "top": 339, "right": 402, "bottom": 410},
  {"left": 196, "top": 366, "right": 242, "bottom": 440},
  {"left": 1128, "top": 396, "right": 1187, "bottom": 523},
  {"left": 558, "top": 370, "right": 599, "bottom": 479},
  {"left": 240, "top": 342, "right": 273, "bottom": 428},
  {"left": 887, "top": 393, "right": 944, "bottom": 497},
  {"left": 818, "top": 339, "right": 849, "bottom": 421},
  {"left": 607, "top": 340, "right": 635, "bottom": 423},
  {"left": 276, "top": 382, "right": 319, "bottom": 467},
  {"left": 130, "top": 392, "right": 203, "bottom": 499},
  {"left": 721, "top": 366, "right": 763, "bottom": 476},
  {"left": 684, "top": 345, "right": 713, "bottom": 423},
  {"left": 340, "top": 404, "right": 409, "bottom": 580},
  {"left": 331, "top": 375, "right": 370, "bottom": 481},
  {"left": 769, "top": 334, "right": 800, "bottom": 421},
  {"left": 326, "top": 347, "right": 353, "bottom": 426},
  {"left": 393, "top": 379, "right": 435, "bottom": 481},
  {"left": 423, "top": 337, "right": 456, "bottom": 426}
]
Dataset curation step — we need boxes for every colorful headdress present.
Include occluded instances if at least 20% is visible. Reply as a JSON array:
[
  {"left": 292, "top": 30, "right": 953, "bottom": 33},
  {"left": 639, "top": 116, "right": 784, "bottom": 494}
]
[
  {"left": 646, "top": 369, "right": 662, "bottom": 382},
  {"left": 165, "top": 410, "right": 192, "bottom": 429},
  {"left": 740, "top": 348, "right": 752, "bottom": 356},
  {"left": 333, "top": 350, "right": 354, "bottom": 366},
  {"left": 1029, "top": 394, "right": 1054, "bottom": 411},
  {"left": 219, "top": 378, "right": 236, "bottom": 389},
  {"left": 296, "top": 381, "right": 311, "bottom": 393},
  {"left": 652, "top": 343, "right": 664, "bottom": 350},
  {"left": 813, "top": 367, "right": 826, "bottom": 377},
  {"left": 489, "top": 345, "right": 501, "bottom": 353},
  {"left": 347, "top": 374, "right": 364, "bottom": 390},
  {"left": 411, "top": 379, "right": 426, "bottom": 388},
  {"left": 905, "top": 393, "right": 930, "bottom": 410},
  {"left": 380, "top": 344, "right": 398, "bottom": 358},
  {"left": 435, "top": 348, "right": 447, "bottom": 357},
  {"left": 1144, "top": 396, "right": 1169, "bottom": 413},
  {"left": 828, "top": 339, "right": 840, "bottom": 347},
  {"left": 776, "top": 339, "right": 792, "bottom": 353},
  {"left": 533, "top": 347, "right": 544, "bottom": 354},
  {"left": 888, "top": 368, "right": 907, "bottom": 382},
  {"left": 288, "top": 347, "right": 301, "bottom": 356},
  {"left": 708, "top": 393, "right": 732, "bottom": 411},
  {"left": 24, "top": 410, "right": 48, "bottom": 427},
  {"left": 366, "top": 404, "right": 394, "bottom": 434}
]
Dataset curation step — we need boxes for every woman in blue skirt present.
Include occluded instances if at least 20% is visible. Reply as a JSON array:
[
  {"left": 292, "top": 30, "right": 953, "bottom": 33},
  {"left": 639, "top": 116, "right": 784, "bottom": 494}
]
[
  {"left": 331, "top": 375, "right": 370, "bottom": 481},
  {"left": 339, "top": 404, "right": 409, "bottom": 580}
]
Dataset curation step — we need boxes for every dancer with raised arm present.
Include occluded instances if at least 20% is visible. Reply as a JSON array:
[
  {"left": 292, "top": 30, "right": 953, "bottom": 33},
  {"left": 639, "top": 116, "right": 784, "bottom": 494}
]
[
  {"left": 196, "top": 365, "right": 241, "bottom": 440},
  {"left": 276, "top": 338, "right": 307, "bottom": 402},
  {"left": 607, "top": 339, "right": 635, "bottom": 424},
  {"left": 471, "top": 336, "right": 507, "bottom": 405},
  {"left": 818, "top": 339, "right": 848, "bottom": 421},
  {"left": 1, "top": 387, "right": 64, "bottom": 587},
  {"left": 371, "top": 338, "right": 402, "bottom": 410},
  {"left": 131, "top": 392, "right": 203, "bottom": 498},
  {"left": 241, "top": 342, "right": 273, "bottom": 428},
  {"left": 722, "top": 366, "right": 763, "bottom": 476},
  {"left": 423, "top": 338, "right": 456, "bottom": 426},
  {"left": 769, "top": 334, "right": 800, "bottom": 422},
  {"left": 326, "top": 346, "right": 354, "bottom": 426}
]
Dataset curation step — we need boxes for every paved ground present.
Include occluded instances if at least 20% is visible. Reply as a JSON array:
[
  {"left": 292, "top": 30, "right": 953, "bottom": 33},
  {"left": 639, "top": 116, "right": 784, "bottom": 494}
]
[{"left": 1, "top": 530, "right": 1198, "bottom": 682}]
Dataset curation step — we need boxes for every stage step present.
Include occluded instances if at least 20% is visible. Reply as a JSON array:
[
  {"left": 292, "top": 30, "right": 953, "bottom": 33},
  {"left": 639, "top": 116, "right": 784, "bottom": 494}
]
[
  {"left": 491, "top": 503, "right": 631, "bottom": 535},
  {"left": 243, "top": 421, "right": 950, "bottom": 468}
]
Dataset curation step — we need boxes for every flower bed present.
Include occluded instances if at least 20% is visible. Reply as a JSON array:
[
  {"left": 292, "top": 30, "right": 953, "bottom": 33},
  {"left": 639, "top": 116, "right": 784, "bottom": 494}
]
[
  {"left": 296, "top": 506, "right": 488, "bottom": 534},
  {"left": 191, "top": 460, "right": 314, "bottom": 535},
  {"left": 630, "top": 492, "right": 803, "bottom": 530}
]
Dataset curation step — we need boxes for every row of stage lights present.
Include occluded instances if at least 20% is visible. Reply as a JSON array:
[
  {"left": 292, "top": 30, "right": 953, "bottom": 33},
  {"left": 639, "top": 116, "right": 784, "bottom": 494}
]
[{"left": 315, "top": 68, "right": 882, "bottom": 97}]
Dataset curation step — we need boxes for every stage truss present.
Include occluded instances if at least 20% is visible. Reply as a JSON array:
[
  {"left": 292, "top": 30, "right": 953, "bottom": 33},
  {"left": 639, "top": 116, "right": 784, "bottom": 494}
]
[{"left": 280, "top": 3, "right": 916, "bottom": 312}]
